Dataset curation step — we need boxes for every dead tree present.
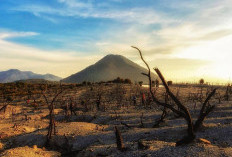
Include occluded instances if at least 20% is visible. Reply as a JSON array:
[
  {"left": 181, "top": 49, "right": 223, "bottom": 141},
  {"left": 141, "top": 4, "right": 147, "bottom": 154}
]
[
  {"left": 215, "top": 91, "right": 222, "bottom": 103},
  {"left": 40, "top": 84, "right": 64, "bottom": 146},
  {"left": 140, "top": 113, "right": 145, "bottom": 128},
  {"left": 132, "top": 46, "right": 217, "bottom": 146},
  {"left": 96, "top": 93, "right": 102, "bottom": 111},
  {"left": 64, "top": 100, "right": 69, "bottom": 120},
  {"left": 114, "top": 126, "right": 126, "bottom": 151},
  {"left": 26, "top": 87, "right": 40, "bottom": 110},
  {"left": 69, "top": 97, "right": 77, "bottom": 116},
  {"left": 224, "top": 84, "right": 231, "bottom": 101},
  {"left": 113, "top": 84, "right": 126, "bottom": 109}
]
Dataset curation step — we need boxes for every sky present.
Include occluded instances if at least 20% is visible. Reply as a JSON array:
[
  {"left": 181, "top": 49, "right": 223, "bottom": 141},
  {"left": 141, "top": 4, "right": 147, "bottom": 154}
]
[{"left": 0, "top": 0, "right": 232, "bottom": 84}]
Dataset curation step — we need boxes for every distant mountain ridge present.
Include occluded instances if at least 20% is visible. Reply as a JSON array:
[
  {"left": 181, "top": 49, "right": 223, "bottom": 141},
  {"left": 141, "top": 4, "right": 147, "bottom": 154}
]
[
  {"left": 0, "top": 69, "right": 62, "bottom": 83},
  {"left": 63, "top": 54, "right": 157, "bottom": 84},
  {"left": 15, "top": 79, "right": 59, "bottom": 84}
]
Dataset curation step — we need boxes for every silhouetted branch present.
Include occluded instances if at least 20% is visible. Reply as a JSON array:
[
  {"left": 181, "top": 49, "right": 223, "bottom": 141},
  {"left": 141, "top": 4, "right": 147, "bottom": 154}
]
[
  {"left": 132, "top": 46, "right": 185, "bottom": 118},
  {"left": 133, "top": 46, "right": 196, "bottom": 146}
]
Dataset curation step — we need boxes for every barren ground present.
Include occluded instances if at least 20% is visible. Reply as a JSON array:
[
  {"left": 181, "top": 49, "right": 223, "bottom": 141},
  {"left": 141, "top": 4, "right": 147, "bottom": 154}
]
[{"left": 0, "top": 84, "right": 231, "bottom": 157}]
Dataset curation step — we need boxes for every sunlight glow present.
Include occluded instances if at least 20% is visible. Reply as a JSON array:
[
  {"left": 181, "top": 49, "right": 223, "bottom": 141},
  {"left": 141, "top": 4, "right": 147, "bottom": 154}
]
[{"left": 176, "top": 34, "right": 232, "bottom": 83}]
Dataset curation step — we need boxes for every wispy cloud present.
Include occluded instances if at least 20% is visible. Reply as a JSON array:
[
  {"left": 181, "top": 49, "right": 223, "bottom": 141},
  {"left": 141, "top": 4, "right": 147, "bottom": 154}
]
[
  {"left": 32, "top": 12, "right": 58, "bottom": 23},
  {"left": 10, "top": 0, "right": 232, "bottom": 57},
  {"left": 58, "top": 0, "right": 92, "bottom": 8},
  {"left": 197, "top": 29, "right": 232, "bottom": 41},
  {"left": 11, "top": 2, "right": 174, "bottom": 25},
  {"left": 0, "top": 31, "right": 39, "bottom": 39},
  {"left": 0, "top": 31, "right": 101, "bottom": 77}
]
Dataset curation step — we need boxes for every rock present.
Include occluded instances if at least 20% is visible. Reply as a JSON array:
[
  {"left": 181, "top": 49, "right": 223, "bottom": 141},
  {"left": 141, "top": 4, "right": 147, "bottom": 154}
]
[
  {"left": 138, "top": 140, "right": 150, "bottom": 150},
  {"left": 197, "top": 138, "right": 211, "bottom": 145},
  {"left": 33, "top": 145, "right": 37, "bottom": 150},
  {"left": 23, "top": 127, "right": 36, "bottom": 133},
  {"left": 0, "top": 142, "right": 4, "bottom": 150}
]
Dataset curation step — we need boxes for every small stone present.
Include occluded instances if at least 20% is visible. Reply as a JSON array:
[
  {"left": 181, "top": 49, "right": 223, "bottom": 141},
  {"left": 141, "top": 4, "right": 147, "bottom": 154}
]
[
  {"left": 197, "top": 138, "right": 211, "bottom": 145},
  {"left": 33, "top": 145, "right": 38, "bottom": 150}
]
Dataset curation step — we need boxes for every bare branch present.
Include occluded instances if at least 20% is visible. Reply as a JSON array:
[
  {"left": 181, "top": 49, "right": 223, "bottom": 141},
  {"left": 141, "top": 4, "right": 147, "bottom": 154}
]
[
  {"left": 133, "top": 46, "right": 196, "bottom": 145},
  {"left": 141, "top": 72, "right": 149, "bottom": 77},
  {"left": 200, "top": 88, "right": 216, "bottom": 116},
  {"left": 132, "top": 46, "right": 186, "bottom": 118},
  {"left": 194, "top": 89, "right": 217, "bottom": 132}
]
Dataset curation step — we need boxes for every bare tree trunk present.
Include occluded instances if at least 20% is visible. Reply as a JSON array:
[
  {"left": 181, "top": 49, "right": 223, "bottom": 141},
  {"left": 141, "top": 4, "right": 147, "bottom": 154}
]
[
  {"left": 41, "top": 85, "right": 64, "bottom": 147},
  {"left": 132, "top": 46, "right": 217, "bottom": 146},
  {"left": 114, "top": 126, "right": 126, "bottom": 151}
]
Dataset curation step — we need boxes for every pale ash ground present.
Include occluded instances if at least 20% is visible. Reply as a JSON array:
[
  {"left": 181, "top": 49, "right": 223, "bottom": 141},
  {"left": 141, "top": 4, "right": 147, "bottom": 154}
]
[{"left": 0, "top": 85, "right": 231, "bottom": 157}]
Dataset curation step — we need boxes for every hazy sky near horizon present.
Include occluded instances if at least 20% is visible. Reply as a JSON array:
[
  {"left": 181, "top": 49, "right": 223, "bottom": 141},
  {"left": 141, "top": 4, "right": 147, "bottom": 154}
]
[{"left": 0, "top": 0, "right": 232, "bottom": 83}]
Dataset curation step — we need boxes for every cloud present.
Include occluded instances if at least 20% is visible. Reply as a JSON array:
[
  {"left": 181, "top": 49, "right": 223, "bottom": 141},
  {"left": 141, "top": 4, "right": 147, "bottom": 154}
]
[
  {"left": 57, "top": 0, "right": 92, "bottom": 8},
  {"left": 11, "top": 5, "right": 61, "bottom": 17},
  {"left": 32, "top": 12, "right": 58, "bottom": 23},
  {"left": 10, "top": 0, "right": 232, "bottom": 57},
  {"left": 197, "top": 29, "right": 232, "bottom": 41},
  {"left": 11, "top": 2, "right": 175, "bottom": 25},
  {"left": 0, "top": 33, "right": 102, "bottom": 77},
  {"left": 0, "top": 31, "right": 39, "bottom": 39},
  {"left": 94, "top": 23, "right": 232, "bottom": 59}
]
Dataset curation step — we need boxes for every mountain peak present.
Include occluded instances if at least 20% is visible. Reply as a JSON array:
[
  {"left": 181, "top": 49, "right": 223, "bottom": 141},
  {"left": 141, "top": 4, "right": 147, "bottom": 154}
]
[
  {"left": 101, "top": 54, "right": 125, "bottom": 60},
  {"left": 63, "top": 54, "right": 156, "bottom": 83},
  {"left": 104, "top": 54, "right": 123, "bottom": 57},
  {"left": 96, "top": 54, "right": 131, "bottom": 66},
  {"left": 0, "top": 69, "right": 62, "bottom": 83}
]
